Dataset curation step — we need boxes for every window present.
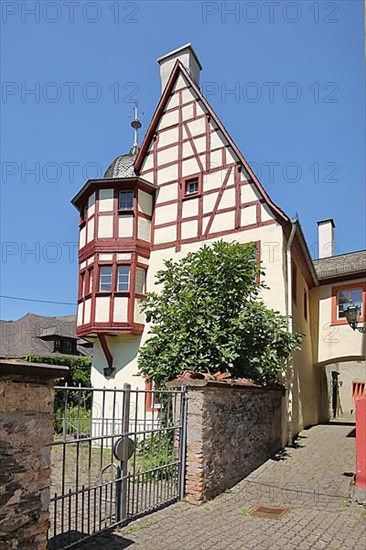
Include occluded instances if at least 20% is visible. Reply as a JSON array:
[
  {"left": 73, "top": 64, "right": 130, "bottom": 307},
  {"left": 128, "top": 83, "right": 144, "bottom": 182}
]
[
  {"left": 99, "top": 266, "right": 112, "bottom": 292},
  {"left": 53, "top": 338, "right": 77, "bottom": 355},
  {"left": 119, "top": 190, "right": 134, "bottom": 211},
  {"left": 135, "top": 268, "right": 146, "bottom": 295},
  {"left": 292, "top": 262, "right": 297, "bottom": 304},
  {"left": 185, "top": 178, "right": 199, "bottom": 197},
  {"left": 89, "top": 268, "right": 94, "bottom": 294},
  {"left": 79, "top": 272, "right": 85, "bottom": 299},
  {"left": 337, "top": 288, "right": 363, "bottom": 320},
  {"left": 117, "top": 266, "right": 130, "bottom": 292},
  {"left": 332, "top": 282, "right": 366, "bottom": 325},
  {"left": 145, "top": 379, "right": 162, "bottom": 411},
  {"left": 303, "top": 289, "right": 308, "bottom": 320}
]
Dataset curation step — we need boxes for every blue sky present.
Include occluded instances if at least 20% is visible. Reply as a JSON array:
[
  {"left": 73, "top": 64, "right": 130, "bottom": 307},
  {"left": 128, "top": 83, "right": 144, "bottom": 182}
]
[{"left": 1, "top": 0, "right": 365, "bottom": 320}]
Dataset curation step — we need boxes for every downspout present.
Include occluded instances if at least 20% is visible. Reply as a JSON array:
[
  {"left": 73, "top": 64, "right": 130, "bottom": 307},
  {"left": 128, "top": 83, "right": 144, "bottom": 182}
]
[{"left": 286, "top": 217, "right": 298, "bottom": 445}]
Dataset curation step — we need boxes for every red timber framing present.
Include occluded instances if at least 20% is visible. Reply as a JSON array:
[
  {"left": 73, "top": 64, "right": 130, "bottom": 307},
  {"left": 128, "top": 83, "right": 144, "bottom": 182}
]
[
  {"left": 98, "top": 334, "right": 113, "bottom": 368},
  {"left": 133, "top": 59, "right": 286, "bottom": 254},
  {"left": 74, "top": 177, "right": 155, "bottom": 338}
]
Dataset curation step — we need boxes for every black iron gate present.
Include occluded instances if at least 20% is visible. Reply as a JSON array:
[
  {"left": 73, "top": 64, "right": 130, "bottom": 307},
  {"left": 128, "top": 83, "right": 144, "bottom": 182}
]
[{"left": 48, "top": 383, "right": 187, "bottom": 549}]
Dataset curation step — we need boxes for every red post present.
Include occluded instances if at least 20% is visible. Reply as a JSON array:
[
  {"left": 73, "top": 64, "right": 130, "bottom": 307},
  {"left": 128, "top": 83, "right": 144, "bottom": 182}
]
[{"left": 355, "top": 395, "right": 366, "bottom": 490}]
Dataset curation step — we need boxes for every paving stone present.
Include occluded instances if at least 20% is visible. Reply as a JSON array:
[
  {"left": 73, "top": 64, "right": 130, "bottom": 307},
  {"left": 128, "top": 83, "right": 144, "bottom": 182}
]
[{"left": 79, "top": 424, "right": 366, "bottom": 549}]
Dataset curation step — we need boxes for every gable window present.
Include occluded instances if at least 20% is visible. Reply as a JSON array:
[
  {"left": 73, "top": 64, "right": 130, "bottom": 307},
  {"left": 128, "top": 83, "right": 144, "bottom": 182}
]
[
  {"left": 117, "top": 266, "right": 130, "bottom": 292},
  {"left": 185, "top": 178, "right": 199, "bottom": 197},
  {"left": 135, "top": 268, "right": 146, "bottom": 295},
  {"left": 119, "top": 190, "right": 134, "bottom": 211},
  {"left": 99, "top": 266, "right": 112, "bottom": 292},
  {"left": 337, "top": 288, "right": 363, "bottom": 320}
]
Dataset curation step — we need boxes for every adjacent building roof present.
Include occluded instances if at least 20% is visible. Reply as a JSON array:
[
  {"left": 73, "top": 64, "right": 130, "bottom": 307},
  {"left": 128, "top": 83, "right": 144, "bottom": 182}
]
[
  {"left": 0, "top": 313, "right": 92, "bottom": 358},
  {"left": 313, "top": 250, "right": 366, "bottom": 281},
  {"left": 104, "top": 153, "right": 136, "bottom": 178}
]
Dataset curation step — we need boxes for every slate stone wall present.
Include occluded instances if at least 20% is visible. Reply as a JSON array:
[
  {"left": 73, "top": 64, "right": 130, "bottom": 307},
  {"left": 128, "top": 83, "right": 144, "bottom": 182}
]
[
  {"left": 170, "top": 380, "right": 284, "bottom": 504},
  {"left": 0, "top": 362, "right": 67, "bottom": 549}
]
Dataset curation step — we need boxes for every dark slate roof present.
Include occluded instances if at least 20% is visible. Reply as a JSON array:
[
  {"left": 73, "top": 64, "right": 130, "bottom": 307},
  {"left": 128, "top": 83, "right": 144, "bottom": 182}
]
[
  {"left": 0, "top": 313, "right": 92, "bottom": 358},
  {"left": 313, "top": 250, "right": 366, "bottom": 280},
  {"left": 104, "top": 153, "right": 136, "bottom": 178}
]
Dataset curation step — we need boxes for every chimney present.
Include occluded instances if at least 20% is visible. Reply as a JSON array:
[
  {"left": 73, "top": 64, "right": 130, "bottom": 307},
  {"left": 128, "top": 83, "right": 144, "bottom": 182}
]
[
  {"left": 317, "top": 218, "right": 335, "bottom": 258},
  {"left": 157, "top": 43, "right": 202, "bottom": 93}
]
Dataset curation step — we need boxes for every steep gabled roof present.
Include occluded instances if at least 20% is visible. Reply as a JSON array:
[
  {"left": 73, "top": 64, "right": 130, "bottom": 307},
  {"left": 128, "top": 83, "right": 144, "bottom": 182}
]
[{"left": 135, "top": 60, "right": 289, "bottom": 225}]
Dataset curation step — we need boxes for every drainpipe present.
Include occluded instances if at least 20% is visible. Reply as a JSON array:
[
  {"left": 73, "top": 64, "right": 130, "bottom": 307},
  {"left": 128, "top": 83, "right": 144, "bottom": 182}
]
[{"left": 286, "top": 217, "right": 298, "bottom": 445}]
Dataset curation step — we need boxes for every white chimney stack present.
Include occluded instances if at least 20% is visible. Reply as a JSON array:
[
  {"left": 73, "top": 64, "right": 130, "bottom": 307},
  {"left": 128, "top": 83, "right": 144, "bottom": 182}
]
[
  {"left": 317, "top": 218, "right": 335, "bottom": 258},
  {"left": 157, "top": 43, "right": 202, "bottom": 93}
]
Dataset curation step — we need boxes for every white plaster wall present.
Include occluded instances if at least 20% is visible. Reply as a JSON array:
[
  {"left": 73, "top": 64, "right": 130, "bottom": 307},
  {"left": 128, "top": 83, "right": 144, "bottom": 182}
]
[
  {"left": 113, "top": 297, "right": 128, "bottom": 322},
  {"left": 138, "top": 218, "right": 151, "bottom": 242},
  {"left": 84, "top": 298, "right": 91, "bottom": 324},
  {"left": 98, "top": 216, "right": 113, "bottom": 238},
  {"left": 79, "top": 226, "right": 86, "bottom": 248},
  {"left": 155, "top": 203, "right": 178, "bottom": 225},
  {"left": 87, "top": 219, "right": 94, "bottom": 243},
  {"left": 95, "top": 296, "right": 110, "bottom": 322},
  {"left": 241, "top": 205, "right": 257, "bottom": 226},
  {"left": 118, "top": 215, "right": 133, "bottom": 238}
]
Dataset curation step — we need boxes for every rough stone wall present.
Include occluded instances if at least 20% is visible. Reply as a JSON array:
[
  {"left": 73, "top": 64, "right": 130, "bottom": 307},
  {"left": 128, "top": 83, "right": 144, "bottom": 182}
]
[
  {"left": 180, "top": 382, "right": 284, "bottom": 504},
  {"left": 0, "top": 375, "right": 55, "bottom": 550}
]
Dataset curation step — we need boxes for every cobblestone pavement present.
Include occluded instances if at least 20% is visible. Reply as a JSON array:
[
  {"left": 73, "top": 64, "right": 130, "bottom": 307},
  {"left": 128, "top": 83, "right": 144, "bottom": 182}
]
[{"left": 81, "top": 424, "right": 366, "bottom": 549}]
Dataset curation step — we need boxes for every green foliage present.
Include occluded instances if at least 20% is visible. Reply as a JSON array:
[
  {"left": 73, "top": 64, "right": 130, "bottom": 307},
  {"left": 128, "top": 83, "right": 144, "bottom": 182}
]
[
  {"left": 136, "top": 431, "right": 175, "bottom": 481},
  {"left": 25, "top": 354, "right": 92, "bottom": 433},
  {"left": 137, "top": 240, "right": 303, "bottom": 387},
  {"left": 25, "top": 353, "right": 91, "bottom": 387}
]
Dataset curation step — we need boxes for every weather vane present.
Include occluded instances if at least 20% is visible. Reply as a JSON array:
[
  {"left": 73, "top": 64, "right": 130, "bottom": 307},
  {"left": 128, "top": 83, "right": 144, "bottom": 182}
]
[{"left": 129, "top": 102, "right": 142, "bottom": 155}]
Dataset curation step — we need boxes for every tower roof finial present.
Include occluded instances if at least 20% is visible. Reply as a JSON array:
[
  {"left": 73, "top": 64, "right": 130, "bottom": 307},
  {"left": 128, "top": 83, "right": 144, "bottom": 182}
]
[{"left": 129, "top": 102, "right": 142, "bottom": 155}]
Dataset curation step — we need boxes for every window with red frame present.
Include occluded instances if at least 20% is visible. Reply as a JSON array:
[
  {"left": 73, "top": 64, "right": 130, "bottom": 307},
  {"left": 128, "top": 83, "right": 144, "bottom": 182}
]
[
  {"left": 145, "top": 379, "right": 162, "bottom": 412},
  {"left": 185, "top": 177, "right": 199, "bottom": 197},
  {"left": 336, "top": 288, "right": 363, "bottom": 320}
]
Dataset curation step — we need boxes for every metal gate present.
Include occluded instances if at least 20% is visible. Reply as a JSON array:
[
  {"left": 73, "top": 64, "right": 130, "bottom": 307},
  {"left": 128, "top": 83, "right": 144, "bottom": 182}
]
[{"left": 48, "top": 383, "right": 187, "bottom": 549}]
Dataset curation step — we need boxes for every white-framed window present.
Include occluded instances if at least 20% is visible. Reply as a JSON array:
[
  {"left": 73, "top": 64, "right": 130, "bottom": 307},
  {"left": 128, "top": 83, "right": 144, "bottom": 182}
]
[
  {"left": 135, "top": 268, "right": 146, "bottom": 295},
  {"left": 185, "top": 178, "right": 199, "bottom": 196},
  {"left": 337, "top": 288, "right": 363, "bottom": 319},
  {"left": 119, "top": 190, "right": 134, "bottom": 211},
  {"left": 117, "top": 266, "right": 130, "bottom": 292},
  {"left": 99, "top": 266, "right": 112, "bottom": 292}
]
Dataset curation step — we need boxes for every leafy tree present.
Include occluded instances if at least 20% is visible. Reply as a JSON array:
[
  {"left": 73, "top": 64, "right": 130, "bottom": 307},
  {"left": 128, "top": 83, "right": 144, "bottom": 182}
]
[{"left": 137, "top": 241, "right": 302, "bottom": 387}]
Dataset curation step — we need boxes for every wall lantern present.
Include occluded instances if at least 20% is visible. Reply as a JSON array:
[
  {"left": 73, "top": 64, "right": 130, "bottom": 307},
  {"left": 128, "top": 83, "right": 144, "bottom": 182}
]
[{"left": 345, "top": 301, "right": 366, "bottom": 334}]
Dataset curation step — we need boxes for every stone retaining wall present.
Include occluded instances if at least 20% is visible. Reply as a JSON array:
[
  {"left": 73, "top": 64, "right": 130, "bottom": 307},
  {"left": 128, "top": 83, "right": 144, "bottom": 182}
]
[
  {"left": 0, "top": 360, "right": 68, "bottom": 550},
  {"left": 169, "top": 379, "right": 285, "bottom": 504}
]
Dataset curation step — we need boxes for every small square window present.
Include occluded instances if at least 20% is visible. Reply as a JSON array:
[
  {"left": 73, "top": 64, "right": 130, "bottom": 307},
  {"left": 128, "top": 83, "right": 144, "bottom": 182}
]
[
  {"left": 99, "top": 266, "right": 112, "bottom": 292},
  {"left": 185, "top": 178, "right": 199, "bottom": 197},
  {"left": 135, "top": 268, "right": 146, "bottom": 295},
  {"left": 119, "top": 190, "right": 134, "bottom": 211},
  {"left": 117, "top": 266, "right": 130, "bottom": 292},
  {"left": 337, "top": 288, "right": 363, "bottom": 320}
]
